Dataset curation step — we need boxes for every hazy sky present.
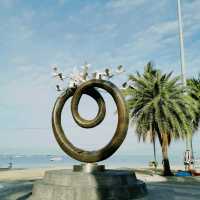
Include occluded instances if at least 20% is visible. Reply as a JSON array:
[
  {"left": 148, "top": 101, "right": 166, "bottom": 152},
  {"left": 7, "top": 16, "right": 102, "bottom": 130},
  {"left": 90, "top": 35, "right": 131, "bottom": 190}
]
[{"left": 0, "top": 0, "right": 200, "bottom": 162}]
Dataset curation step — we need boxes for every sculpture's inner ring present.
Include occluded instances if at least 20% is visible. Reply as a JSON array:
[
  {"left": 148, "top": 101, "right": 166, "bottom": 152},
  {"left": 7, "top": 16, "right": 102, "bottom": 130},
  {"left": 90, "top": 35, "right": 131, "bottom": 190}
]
[
  {"left": 71, "top": 87, "right": 106, "bottom": 128},
  {"left": 52, "top": 79, "right": 129, "bottom": 163}
]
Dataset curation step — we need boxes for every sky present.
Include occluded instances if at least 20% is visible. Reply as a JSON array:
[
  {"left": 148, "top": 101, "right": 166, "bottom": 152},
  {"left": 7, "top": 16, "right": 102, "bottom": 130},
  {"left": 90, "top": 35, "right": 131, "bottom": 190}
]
[{"left": 0, "top": 0, "right": 200, "bottom": 163}]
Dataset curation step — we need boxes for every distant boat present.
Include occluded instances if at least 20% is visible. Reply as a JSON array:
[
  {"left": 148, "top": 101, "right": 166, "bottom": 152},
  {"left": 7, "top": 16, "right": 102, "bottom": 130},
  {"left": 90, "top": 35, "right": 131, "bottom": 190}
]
[
  {"left": 15, "top": 155, "right": 25, "bottom": 158},
  {"left": 50, "top": 157, "right": 63, "bottom": 161}
]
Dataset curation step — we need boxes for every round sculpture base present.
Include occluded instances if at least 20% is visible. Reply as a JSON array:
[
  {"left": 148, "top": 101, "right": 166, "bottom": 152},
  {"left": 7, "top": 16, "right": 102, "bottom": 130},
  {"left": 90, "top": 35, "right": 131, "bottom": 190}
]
[{"left": 29, "top": 167, "right": 147, "bottom": 200}]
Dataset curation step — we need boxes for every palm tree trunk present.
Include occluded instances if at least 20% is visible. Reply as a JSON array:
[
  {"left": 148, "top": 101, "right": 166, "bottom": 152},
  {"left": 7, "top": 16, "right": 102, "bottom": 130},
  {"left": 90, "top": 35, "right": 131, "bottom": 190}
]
[
  {"left": 162, "top": 134, "right": 173, "bottom": 176},
  {"left": 190, "top": 135, "right": 194, "bottom": 161},
  {"left": 153, "top": 138, "right": 156, "bottom": 161},
  {"left": 153, "top": 136, "right": 157, "bottom": 169}
]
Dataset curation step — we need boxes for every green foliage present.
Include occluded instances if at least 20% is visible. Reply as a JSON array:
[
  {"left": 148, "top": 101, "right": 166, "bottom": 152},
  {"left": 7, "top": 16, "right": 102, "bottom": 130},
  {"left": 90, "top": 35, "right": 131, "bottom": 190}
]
[
  {"left": 187, "top": 73, "right": 200, "bottom": 129},
  {"left": 123, "top": 63, "right": 198, "bottom": 144}
]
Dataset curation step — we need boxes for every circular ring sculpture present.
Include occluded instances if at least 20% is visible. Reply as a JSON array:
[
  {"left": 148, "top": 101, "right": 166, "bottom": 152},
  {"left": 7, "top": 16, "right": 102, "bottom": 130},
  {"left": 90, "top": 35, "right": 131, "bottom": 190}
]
[{"left": 52, "top": 79, "right": 129, "bottom": 163}]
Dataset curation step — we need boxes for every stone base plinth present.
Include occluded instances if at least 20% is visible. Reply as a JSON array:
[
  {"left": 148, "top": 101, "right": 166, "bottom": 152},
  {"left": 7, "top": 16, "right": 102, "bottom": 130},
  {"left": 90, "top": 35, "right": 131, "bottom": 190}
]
[{"left": 29, "top": 169, "right": 147, "bottom": 200}]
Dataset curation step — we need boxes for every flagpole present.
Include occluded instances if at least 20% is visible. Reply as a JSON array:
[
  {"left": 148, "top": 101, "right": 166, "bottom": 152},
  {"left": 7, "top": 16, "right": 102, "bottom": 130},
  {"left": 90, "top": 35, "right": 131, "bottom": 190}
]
[
  {"left": 177, "top": 0, "right": 193, "bottom": 170},
  {"left": 177, "top": 0, "right": 186, "bottom": 86}
]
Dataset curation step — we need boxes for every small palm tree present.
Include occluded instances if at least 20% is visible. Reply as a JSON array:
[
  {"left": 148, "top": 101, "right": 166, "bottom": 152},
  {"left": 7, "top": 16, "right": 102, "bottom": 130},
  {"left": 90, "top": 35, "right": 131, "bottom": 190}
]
[
  {"left": 187, "top": 74, "right": 200, "bottom": 129},
  {"left": 123, "top": 63, "right": 198, "bottom": 176},
  {"left": 187, "top": 74, "right": 200, "bottom": 160}
]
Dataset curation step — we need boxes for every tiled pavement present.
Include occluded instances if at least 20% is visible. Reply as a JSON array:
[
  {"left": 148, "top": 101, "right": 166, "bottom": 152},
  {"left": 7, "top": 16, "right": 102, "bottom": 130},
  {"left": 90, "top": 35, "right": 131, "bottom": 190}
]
[
  {"left": 141, "top": 182, "right": 200, "bottom": 200},
  {"left": 0, "top": 179, "right": 200, "bottom": 199}
]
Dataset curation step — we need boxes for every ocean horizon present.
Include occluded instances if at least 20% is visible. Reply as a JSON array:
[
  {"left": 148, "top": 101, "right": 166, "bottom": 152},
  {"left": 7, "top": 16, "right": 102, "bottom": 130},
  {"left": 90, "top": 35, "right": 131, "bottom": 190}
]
[{"left": 0, "top": 153, "right": 187, "bottom": 169}]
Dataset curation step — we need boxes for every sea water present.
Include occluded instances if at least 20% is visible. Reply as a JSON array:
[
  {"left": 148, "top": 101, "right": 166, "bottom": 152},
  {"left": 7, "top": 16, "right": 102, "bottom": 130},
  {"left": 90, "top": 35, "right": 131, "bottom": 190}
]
[{"left": 0, "top": 154, "right": 184, "bottom": 169}]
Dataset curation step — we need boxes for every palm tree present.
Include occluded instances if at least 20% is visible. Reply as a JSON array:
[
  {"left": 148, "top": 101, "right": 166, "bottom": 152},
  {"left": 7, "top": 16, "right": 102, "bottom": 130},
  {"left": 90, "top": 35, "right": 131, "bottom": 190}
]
[
  {"left": 187, "top": 74, "right": 200, "bottom": 160},
  {"left": 123, "top": 63, "right": 198, "bottom": 176},
  {"left": 187, "top": 74, "right": 200, "bottom": 129}
]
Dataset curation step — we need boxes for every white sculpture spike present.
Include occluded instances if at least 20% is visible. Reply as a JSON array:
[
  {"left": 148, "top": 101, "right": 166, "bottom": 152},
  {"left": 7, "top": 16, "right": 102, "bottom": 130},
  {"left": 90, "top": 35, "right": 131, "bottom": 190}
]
[
  {"left": 52, "top": 63, "right": 125, "bottom": 91},
  {"left": 52, "top": 65, "right": 66, "bottom": 81},
  {"left": 116, "top": 65, "right": 125, "bottom": 74}
]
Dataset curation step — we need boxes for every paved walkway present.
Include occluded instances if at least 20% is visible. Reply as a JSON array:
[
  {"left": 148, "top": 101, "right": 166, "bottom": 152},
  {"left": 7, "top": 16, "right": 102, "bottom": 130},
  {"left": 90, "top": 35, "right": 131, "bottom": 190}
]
[
  {"left": 136, "top": 169, "right": 200, "bottom": 199},
  {"left": 0, "top": 181, "right": 32, "bottom": 200},
  {"left": 0, "top": 178, "right": 200, "bottom": 200},
  {"left": 144, "top": 182, "right": 200, "bottom": 200}
]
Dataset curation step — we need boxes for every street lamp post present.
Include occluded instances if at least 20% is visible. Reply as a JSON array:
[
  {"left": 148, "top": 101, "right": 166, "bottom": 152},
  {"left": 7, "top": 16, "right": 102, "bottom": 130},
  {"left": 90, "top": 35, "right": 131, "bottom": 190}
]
[{"left": 177, "top": 0, "right": 193, "bottom": 170}]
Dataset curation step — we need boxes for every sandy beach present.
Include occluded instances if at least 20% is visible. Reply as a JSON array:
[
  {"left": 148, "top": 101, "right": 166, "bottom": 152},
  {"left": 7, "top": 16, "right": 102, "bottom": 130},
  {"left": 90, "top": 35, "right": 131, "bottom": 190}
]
[
  {"left": 0, "top": 165, "right": 188, "bottom": 182},
  {"left": 0, "top": 167, "right": 67, "bottom": 182},
  {"left": 0, "top": 166, "right": 200, "bottom": 200}
]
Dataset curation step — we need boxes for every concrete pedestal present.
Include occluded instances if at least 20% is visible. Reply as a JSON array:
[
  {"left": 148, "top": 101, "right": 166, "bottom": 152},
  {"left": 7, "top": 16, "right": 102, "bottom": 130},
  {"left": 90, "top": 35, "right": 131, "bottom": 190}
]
[{"left": 29, "top": 169, "right": 147, "bottom": 200}]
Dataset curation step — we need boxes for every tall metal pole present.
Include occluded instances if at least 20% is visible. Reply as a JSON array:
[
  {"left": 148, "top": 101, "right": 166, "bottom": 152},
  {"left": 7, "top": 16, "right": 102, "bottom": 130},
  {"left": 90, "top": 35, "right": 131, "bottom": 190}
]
[
  {"left": 177, "top": 0, "right": 187, "bottom": 87},
  {"left": 177, "top": 0, "right": 193, "bottom": 169}
]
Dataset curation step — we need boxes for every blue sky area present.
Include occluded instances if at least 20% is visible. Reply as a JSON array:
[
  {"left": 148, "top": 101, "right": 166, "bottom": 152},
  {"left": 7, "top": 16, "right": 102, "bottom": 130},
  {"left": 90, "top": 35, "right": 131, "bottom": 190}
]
[{"left": 0, "top": 0, "right": 200, "bottom": 163}]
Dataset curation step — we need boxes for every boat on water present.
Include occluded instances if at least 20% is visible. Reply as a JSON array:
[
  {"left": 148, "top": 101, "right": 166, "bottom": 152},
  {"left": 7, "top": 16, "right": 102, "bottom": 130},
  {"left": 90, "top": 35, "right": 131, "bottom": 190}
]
[
  {"left": 50, "top": 157, "right": 63, "bottom": 161},
  {"left": 15, "top": 155, "right": 25, "bottom": 158}
]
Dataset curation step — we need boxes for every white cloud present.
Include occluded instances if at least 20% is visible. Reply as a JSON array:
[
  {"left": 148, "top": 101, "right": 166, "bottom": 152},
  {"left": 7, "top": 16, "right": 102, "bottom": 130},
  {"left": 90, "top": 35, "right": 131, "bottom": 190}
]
[
  {"left": 57, "top": 0, "right": 69, "bottom": 6},
  {"left": 119, "top": 20, "right": 179, "bottom": 58},
  {"left": 182, "top": 1, "right": 200, "bottom": 38},
  {"left": 106, "top": 0, "right": 146, "bottom": 10},
  {"left": 64, "top": 33, "right": 76, "bottom": 41},
  {"left": 150, "top": 21, "right": 178, "bottom": 36},
  {"left": 92, "top": 23, "right": 118, "bottom": 39},
  {"left": 0, "top": 0, "right": 17, "bottom": 8}
]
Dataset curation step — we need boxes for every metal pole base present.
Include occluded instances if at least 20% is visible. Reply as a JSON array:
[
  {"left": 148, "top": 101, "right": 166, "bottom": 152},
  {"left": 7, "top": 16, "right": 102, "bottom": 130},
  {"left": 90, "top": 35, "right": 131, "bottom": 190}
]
[
  {"left": 184, "top": 150, "right": 193, "bottom": 171},
  {"left": 73, "top": 163, "right": 105, "bottom": 173}
]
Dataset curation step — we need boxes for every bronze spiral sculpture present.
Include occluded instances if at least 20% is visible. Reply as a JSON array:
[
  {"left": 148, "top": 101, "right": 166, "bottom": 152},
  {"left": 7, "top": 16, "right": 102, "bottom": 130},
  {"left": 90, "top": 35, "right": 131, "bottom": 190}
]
[{"left": 52, "top": 79, "right": 129, "bottom": 163}]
